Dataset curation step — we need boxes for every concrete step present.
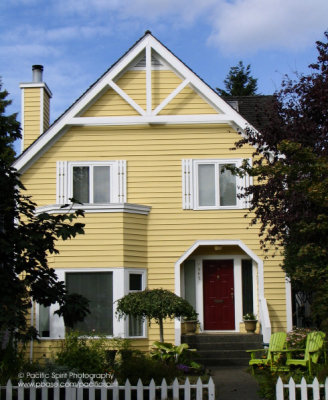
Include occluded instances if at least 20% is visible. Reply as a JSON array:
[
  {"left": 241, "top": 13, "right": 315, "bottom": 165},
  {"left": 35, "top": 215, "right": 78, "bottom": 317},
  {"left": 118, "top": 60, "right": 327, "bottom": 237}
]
[{"left": 182, "top": 333, "right": 264, "bottom": 367}]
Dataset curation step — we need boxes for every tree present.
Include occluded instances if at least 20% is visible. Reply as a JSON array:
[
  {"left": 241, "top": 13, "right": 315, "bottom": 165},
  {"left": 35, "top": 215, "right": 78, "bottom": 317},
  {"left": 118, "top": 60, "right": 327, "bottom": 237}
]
[
  {"left": 116, "top": 288, "right": 196, "bottom": 342},
  {"left": 234, "top": 32, "right": 328, "bottom": 326},
  {"left": 0, "top": 82, "right": 88, "bottom": 356},
  {"left": 217, "top": 61, "right": 258, "bottom": 96}
]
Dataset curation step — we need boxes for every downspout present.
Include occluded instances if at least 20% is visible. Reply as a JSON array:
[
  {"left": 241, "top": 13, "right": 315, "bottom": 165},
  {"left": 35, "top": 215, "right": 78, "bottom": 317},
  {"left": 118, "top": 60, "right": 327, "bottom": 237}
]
[{"left": 29, "top": 301, "right": 34, "bottom": 362}]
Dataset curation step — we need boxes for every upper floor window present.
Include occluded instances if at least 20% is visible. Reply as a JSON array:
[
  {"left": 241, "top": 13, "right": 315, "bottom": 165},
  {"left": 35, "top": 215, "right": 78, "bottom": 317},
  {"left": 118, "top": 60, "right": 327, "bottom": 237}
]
[
  {"left": 72, "top": 164, "right": 111, "bottom": 204},
  {"left": 56, "top": 160, "right": 126, "bottom": 205},
  {"left": 197, "top": 162, "right": 237, "bottom": 207},
  {"left": 182, "top": 159, "right": 251, "bottom": 210}
]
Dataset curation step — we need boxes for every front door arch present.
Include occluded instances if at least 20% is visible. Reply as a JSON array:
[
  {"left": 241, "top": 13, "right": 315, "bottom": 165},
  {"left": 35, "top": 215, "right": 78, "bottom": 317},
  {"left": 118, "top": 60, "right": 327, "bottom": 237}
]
[{"left": 174, "top": 240, "right": 264, "bottom": 344}]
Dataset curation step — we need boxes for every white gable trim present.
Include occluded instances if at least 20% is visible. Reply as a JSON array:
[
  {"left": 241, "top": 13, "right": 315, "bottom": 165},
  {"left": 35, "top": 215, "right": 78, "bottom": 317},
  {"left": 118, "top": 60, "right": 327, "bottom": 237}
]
[
  {"left": 153, "top": 78, "right": 190, "bottom": 116},
  {"left": 14, "top": 33, "right": 252, "bottom": 173},
  {"left": 108, "top": 81, "right": 145, "bottom": 116},
  {"left": 146, "top": 44, "right": 152, "bottom": 115},
  {"left": 69, "top": 114, "right": 235, "bottom": 126}
]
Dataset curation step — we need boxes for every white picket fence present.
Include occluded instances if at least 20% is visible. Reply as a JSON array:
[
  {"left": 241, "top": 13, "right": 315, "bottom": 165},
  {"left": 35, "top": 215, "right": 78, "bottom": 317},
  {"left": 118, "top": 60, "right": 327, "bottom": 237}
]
[
  {"left": 276, "top": 376, "right": 328, "bottom": 399},
  {"left": 2, "top": 377, "right": 215, "bottom": 400}
]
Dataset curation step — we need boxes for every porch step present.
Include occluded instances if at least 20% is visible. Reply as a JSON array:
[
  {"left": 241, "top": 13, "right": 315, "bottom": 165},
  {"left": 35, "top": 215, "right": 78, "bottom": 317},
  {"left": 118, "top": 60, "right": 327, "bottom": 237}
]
[{"left": 182, "top": 333, "right": 263, "bottom": 367}]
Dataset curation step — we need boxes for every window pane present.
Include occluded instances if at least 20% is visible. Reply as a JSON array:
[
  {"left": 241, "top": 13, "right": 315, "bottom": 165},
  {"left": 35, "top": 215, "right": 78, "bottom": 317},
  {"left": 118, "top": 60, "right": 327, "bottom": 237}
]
[
  {"left": 94, "top": 166, "right": 110, "bottom": 203},
  {"left": 219, "top": 164, "right": 237, "bottom": 206},
  {"left": 184, "top": 260, "right": 196, "bottom": 310},
  {"left": 66, "top": 272, "right": 113, "bottom": 335},
  {"left": 128, "top": 273, "right": 143, "bottom": 336},
  {"left": 39, "top": 305, "right": 50, "bottom": 337},
  {"left": 129, "top": 274, "right": 142, "bottom": 291},
  {"left": 129, "top": 315, "right": 143, "bottom": 336},
  {"left": 73, "top": 167, "right": 89, "bottom": 203},
  {"left": 242, "top": 259, "right": 253, "bottom": 316},
  {"left": 198, "top": 164, "right": 215, "bottom": 206}
]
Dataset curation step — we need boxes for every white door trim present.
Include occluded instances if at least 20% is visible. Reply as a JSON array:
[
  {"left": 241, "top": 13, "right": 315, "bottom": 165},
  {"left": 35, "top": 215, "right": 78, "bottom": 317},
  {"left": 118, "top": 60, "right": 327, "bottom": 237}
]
[{"left": 174, "top": 239, "right": 264, "bottom": 344}]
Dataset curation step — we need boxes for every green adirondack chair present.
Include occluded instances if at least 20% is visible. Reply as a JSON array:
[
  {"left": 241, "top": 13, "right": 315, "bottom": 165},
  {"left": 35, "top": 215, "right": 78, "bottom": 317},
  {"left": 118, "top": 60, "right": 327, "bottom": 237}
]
[
  {"left": 285, "top": 331, "right": 326, "bottom": 375},
  {"left": 247, "top": 332, "right": 287, "bottom": 374}
]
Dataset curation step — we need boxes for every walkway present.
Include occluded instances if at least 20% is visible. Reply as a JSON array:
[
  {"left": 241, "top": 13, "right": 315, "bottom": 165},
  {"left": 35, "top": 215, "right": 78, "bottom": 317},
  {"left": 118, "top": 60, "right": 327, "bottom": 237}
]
[{"left": 211, "top": 366, "right": 264, "bottom": 400}]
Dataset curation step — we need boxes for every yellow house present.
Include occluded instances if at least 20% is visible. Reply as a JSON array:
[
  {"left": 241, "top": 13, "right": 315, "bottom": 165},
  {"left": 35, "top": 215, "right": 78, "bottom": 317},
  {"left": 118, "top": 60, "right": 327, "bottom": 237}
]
[{"left": 14, "top": 32, "right": 292, "bottom": 360}]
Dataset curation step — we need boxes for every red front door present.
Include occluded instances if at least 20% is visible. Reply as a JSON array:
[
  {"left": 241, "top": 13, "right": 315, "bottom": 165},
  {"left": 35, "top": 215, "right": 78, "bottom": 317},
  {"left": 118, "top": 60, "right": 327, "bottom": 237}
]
[{"left": 203, "top": 260, "right": 235, "bottom": 330}]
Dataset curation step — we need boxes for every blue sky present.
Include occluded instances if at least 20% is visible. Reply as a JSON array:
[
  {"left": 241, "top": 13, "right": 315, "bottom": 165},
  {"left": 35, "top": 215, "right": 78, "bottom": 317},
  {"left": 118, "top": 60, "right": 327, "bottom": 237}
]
[{"left": 1, "top": 0, "right": 327, "bottom": 155}]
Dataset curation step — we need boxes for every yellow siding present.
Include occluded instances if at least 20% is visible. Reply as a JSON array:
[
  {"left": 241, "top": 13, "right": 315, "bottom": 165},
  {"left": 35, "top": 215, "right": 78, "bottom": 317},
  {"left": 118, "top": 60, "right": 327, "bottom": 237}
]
[
  {"left": 21, "top": 122, "right": 287, "bottom": 354},
  {"left": 81, "top": 70, "right": 218, "bottom": 117},
  {"left": 123, "top": 213, "right": 148, "bottom": 268},
  {"left": 23, "top": 88, "right": 41, "bottom": 149},
  {"left": 159, "top": 84, "right": 218, "bottom": 115},
  {"left": 117, "top": 70, "right": 147, "bottom": 110},
  {"left": 54, "top": 213, "right": 125, "bottom": 268},
  {"left": 82, "top": 87, "right": 140, "bottom": 117}
]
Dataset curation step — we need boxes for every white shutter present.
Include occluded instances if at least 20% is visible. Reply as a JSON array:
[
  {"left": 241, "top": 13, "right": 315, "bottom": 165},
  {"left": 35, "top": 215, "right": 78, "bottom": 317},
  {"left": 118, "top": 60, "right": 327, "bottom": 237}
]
[
  {"left": 56, "top": 161, "right": 68, "bottom": 204},
  {"left": 242, "top": 172, "right": 253, "bottom": 208},
  {"left": 182, "top": 159, "right": 193, "bottom": 209},
  {"left": 117, "top": 160, "right": 127, "bottom": 203}
]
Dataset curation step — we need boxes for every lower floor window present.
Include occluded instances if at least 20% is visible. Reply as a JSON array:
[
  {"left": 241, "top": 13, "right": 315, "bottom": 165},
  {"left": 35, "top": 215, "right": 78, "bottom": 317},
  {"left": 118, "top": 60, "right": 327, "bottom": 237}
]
[
  {"left": 37, "top": 268, "right": 146, "bottom": 339},
  {"left": 127, "top": 272, "right": 145, "bottom": 337},
  {"left": 66, "top": 271, "right": 113, "bottom": 335}
]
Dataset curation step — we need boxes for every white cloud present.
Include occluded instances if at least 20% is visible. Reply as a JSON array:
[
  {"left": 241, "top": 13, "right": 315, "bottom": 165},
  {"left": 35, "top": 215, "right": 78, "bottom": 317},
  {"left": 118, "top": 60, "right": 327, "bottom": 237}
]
[
  {"left": 56, "top": 0, "right": 217, "bottom": 24},
  {"left": 207, "top": 0, "right": 328, "bottom": 54},
  {"left": 52, "top": 0, "right": 328, "bottom": 53}
]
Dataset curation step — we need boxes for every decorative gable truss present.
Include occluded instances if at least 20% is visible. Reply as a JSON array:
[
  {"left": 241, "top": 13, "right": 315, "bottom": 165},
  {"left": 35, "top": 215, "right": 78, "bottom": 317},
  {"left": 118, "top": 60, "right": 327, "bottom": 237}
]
[
  {"left": 71, "top": 37, "right": 242, "bottom": 126},
  {"left": 14, "top": 32, "right": 252, "bottom": 173}
]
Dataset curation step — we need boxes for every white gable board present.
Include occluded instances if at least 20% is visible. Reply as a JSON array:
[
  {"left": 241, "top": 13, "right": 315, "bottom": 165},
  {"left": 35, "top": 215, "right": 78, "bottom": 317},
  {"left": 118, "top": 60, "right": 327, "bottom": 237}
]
[{"left": 14, "top": 32, "right": 251, "bottom": 173}]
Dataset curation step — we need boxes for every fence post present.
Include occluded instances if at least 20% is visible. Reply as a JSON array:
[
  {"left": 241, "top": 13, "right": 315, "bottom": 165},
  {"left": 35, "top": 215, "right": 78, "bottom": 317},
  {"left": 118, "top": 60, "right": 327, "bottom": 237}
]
[
  {"left": 6, "top": 379, "right": 12, "bottom": 400},
  {"left": 289, "top": 377, "right": 296, "bottom": 400},
  {"left": 184, "top": 378, "right": 190, "bottom": 400},
  {"left": 137, "top": 379, "right": 143, "bottom": 400},
  {"left": 112, "top": 379, "right": 119, "bottom": 400},
  {"left": 312, "top": 377, "right": 320, "bottom": 400},
  {"left": 149, "top": 379, "right": 156, "bottom": 400},
  {"left": 101, "top": 379, "right": 107, "bottom": 400},
  {"left": 160, "top": 378, "right": 168, "bottom": 400},
  {"left": 276, "top": 377, "right": 284, "bottom": 400},
  {"left": 124, "top": 379, "right": 131, "bottom": 400},
  {"left": 300, "top": 377, "right": 308, "bottom": 400},
  {"left": 17, "top": 379, "right": 24, "bottom": 400},
  {"left": 197, "top": 377, "right": 204, "bottom": 400},
  {"left": 172, "top": 378, "right": 179, "bottom": 400},
  {"left": 208, "top": 377, "right": 215, "bottom": 400},
  {"left": 325, "top": 377, "right": 328, "bottom": 400},
  {"left": 30, "top": 379, "right": 36, "bottom": 400},
  {"left": 76, "top": 379, "right": 83, "bottom": 400},
  {"left": 54, "top": 379, "right": 60, "bottom": 400}
]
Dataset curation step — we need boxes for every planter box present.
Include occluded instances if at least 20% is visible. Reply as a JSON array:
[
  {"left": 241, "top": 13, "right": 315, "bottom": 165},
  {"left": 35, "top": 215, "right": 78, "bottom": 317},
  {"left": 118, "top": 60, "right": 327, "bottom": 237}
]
[{"left": 182, "top": 320, "right": 198, "bottom": 334}]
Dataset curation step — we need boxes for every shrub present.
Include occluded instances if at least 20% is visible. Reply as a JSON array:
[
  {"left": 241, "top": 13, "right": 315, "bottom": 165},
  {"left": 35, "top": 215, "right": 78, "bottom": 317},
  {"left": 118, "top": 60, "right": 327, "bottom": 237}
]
[
  {"left": 150, "top": 341, "right": 203, "bottom": 373},
  {"left": 115, "top": 352, "right": 181, "bottom": 385},
  {"left": 54, "top": 331, "right": 109, "bottom": 374}
]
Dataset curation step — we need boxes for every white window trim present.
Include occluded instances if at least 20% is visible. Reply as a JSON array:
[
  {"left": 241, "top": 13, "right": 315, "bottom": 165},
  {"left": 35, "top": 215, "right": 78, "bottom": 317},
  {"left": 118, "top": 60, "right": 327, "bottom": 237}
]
[
  {"left": 38, "top": 268, "right": 125, "bottom": 340},
  {"left": 35, "top": 303, "right": 52, "bottom": 339},
  {"left": 182, "top": 158, "right": 252, "bottom": 210},
  {"left": 57, "top": 160, "right": 126, "bottom": 205},
  {"left": 124, "top": 269, "right": 147, "bottom": 339}
]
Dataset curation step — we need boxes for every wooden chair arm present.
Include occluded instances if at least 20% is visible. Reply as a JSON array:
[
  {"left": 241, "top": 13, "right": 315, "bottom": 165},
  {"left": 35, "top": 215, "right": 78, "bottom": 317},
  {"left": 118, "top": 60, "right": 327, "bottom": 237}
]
[
  {"left": 246, "top": 349, "right": 267, "bottom": 353},
  {"left": 271, "top": 348, "right": 304, "bottom": 353}
]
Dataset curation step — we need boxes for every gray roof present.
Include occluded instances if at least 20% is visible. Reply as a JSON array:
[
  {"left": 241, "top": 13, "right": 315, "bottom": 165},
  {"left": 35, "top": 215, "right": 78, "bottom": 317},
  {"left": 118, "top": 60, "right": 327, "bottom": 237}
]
[{"left": 223, "top": 95, "right": 275, "bottom": 131}]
